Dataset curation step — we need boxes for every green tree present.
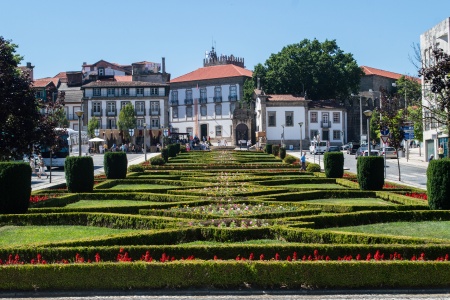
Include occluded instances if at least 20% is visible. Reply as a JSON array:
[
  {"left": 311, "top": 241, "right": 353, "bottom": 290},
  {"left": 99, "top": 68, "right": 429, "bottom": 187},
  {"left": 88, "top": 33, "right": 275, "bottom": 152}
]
[
  {"left": 242, "top": 78, "right": 254, "bottom": 108},
  {"left": 0, "top": 36, "right": 63, "bottom": 160},
  {"left": 408, "top": 105, "right": 423, "bottom": 144},
  {"left": 252, "top": 38, "right": 364, "bottom": 100},
  {"left": 87, "top": 118, "right": 99, "bottom": 138},
  {"left": 117, "top": 103, "right": 136, "bottom": 138},
  {"left": 394, "top": 76, "right": 422, "bottom": 108}
]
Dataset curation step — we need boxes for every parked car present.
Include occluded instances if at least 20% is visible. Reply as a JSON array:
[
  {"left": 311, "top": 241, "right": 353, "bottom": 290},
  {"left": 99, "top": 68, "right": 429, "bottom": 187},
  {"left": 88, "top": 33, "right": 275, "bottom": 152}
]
[
  {"left": 355, "top": 146, "right": 368, "bottom": 159},
  {"left": 362, "top": 149, "right": 380, "bottom": 156},
  {"left": 380, "top": 147, "right": 397, "bottom": 159},
  {"left": 347, "top": 143, "right": 360, "bottom": 155},
  {"left": 327, "top": 146, "right": 341, "bottom": 152},
  {"left": 340, "top": 143, "right": 351, "bottom": 151}
]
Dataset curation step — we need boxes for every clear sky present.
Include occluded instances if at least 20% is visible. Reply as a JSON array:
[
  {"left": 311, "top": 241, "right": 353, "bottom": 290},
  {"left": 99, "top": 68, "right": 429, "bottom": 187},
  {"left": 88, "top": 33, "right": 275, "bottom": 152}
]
[{"left": 2, "top": 0, "right": 450, "bottom": 80}]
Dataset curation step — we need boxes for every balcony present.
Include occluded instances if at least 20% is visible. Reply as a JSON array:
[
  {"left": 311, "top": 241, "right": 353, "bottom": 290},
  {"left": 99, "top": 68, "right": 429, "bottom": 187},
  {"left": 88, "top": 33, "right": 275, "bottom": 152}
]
[
  {"left": 91, "top": 109, "right": 103, "bottom": 117},
  {"left": 213, "top": 96, "right": 222, "bottom": 103},
  {"left": 228, "top": 95, "right": 237, "bottom": 102},
  {"left": 135, "top": 109, "right": 146, "bottom": 116},
  {"left": 170, "top": 99, "right": 178, "bottom": 106},
  {"left": 106, "top": 110, "right": 117, "bottom": 117},
  {"left": 150, "top": 108, "right": 160, "bottom": 116},
  {"left": 185, "top": 99, "right": 193, "bottom": 105},
  {"left": 199, "top": 97, "right": 208, "bottom": 104},
  {"left": 321, "top": 121, "right": 331, "bottom": 128}
]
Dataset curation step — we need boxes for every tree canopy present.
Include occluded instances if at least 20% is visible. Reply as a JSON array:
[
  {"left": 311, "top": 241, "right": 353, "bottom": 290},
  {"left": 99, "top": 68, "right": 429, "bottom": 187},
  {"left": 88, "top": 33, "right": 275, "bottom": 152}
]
[
  {"left": 252, "top": 39, "right": 364, "bottom": 100},
  {"left": 117, "top": 103, "right": 136, "bottom": 138}
]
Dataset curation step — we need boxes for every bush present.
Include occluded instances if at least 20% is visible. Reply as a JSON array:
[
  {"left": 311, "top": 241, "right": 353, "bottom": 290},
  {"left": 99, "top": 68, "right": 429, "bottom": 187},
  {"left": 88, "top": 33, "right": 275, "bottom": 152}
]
[
  {"left": 357, "top": 156, "right": 384, "bottom": 190},
  {"left": 306, "top": 163, "right": 321, "bottom": 172},
  {"left": 180, "top": 145, "right": 187, "bottom": 153},
  {"left": 150, "top": 156, "right": 166, "bottom": 166},
  {"left": 167, "top": 144, "right": 178, "bottom": 158},
  {"left": 427, "top": 158, "right": 450, "bottom": 209},
  {"left": 283, "top": 155, "right": 297, "bottom": 165},
  {"left": 265, "top": 144, "right": 273, "bottom": 154},
  {"left": 279, "top": 147, "right": 286, "bottom": 159},
  {"left": 128, "top": 164, "right": 144, "bottom": 173},
  {"left": 65, "top": 156, "right": 94, "bottom": 193},
  {"left": 272, "top": 145, "right": 280, "bottom": 157},
  {"left": 104, "top": 152, "right": 128, "bottom": 179},
  {"left": 324, "top": 152, "right": 344, "bottom": 178},
  {"left": 0, "top": 162, "right": 31, "bottom": 214},
  {"left": 161, "top": 148, "right": 169, "bottom": 163}
]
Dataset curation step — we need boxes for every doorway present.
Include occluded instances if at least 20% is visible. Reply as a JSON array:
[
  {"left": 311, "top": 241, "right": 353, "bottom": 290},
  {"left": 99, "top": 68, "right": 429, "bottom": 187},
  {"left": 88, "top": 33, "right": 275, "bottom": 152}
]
[
  {"left": 235, "top": 123, "right": 248, "bottom": 145},
  {"left": 200, "top": 124, "right": 208, "bottom": 140}
]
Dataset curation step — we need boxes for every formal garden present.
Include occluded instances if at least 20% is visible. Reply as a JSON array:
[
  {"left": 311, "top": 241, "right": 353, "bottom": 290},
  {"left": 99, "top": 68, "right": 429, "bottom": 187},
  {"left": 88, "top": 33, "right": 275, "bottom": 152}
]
[{"left": 0, "top": 145, "right": 450, "bottom": 291}]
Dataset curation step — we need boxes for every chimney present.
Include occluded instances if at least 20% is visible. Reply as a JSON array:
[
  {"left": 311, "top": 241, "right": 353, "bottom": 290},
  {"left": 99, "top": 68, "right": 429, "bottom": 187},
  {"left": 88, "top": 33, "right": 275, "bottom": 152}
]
[
  {"left": 162, "top": 57, "right": 165, "bottom": 74},
  {"left": 257, "top": 77, "right": 260, "bottom": 90},
  {"left": 83, "top": 62, "right": 87, "bottom": 65}
]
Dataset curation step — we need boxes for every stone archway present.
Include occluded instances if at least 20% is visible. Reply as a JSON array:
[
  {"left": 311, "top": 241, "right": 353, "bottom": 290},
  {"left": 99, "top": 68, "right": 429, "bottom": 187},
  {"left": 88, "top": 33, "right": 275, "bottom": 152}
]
[{"left": 235, "top": 123, "right": 248, "bottom": 145}]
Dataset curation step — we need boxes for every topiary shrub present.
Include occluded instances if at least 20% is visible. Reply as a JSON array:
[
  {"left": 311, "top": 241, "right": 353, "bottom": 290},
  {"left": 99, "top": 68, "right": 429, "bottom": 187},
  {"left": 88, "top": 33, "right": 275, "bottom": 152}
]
[
  {"left": 150, "top": 156, "right": 166, "bottom": 166},
  {"left": 357, "top": 156, "right": 384, "bottom": 190},
  {"left": 0, "top": 162, "right": 31, "bottom": 214},
  {"left": 284, "top": 155, "right": 298, "bottom": 165},
  {"left": 427, "top": 158, "right": 450, "bottom": 209},
  {"left": 324, "top": 152, "right": 344, "bottom": 178},
  {"left": 161, "top": 148, "right": 169, "bottom": 162},
  {"left": 65, "top": 156, "right": 94, "bottom": 193},
  {"left": 167, "top": 144, "right": 177, "bottom": 158},
  {"left": 306, "top": 163, "right": 321, "bottom": 172},
  {"left": 128, "top": 164, "right": 144, "bottom": 173},
  {"left": 279, "top": 147, "right": 286, "bottom": 159},
  {"left": 174, "top": 143, "right": 181, "bottom": 154},
  {"left": 104, "top": 152, "right": 128, "bottom": 179},
  {"left": 180, "top": 145, "right": 187, "bottom": 153},
  {"left": 272, "top": 145, "right": 280, "bottom": 157},
  {"left": 265, "top": 144, "right": 273, "bottom": 154}
]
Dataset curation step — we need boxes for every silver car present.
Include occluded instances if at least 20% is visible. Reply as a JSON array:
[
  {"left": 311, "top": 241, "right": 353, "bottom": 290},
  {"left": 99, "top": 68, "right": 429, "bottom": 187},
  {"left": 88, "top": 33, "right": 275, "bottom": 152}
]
[{"left": 380, "top": 147, "right": 397, "bottom": 159}]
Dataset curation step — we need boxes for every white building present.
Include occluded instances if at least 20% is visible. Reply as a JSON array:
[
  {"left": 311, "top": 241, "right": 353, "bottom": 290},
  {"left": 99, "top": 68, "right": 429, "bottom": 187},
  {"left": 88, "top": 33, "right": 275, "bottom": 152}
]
[{"left": 420, "top": 17, "right": 449, "bottom": 159}]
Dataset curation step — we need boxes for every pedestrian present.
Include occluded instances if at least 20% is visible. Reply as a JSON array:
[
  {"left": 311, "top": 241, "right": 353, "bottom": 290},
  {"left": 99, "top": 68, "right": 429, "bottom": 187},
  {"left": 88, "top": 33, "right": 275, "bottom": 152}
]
[
  {"left": 37, "top": 154, "right": 48, "bottom": 179},
  {"left": 29, "top": 155, "right": 40, "bottom": 179},
  {"left": 301, "top": 152, "right": 306, "bottom": 171},
  {"left": 429, "top": 154, "right": 434, "bottom": 162},
  {"left": 438, "top": 145, "right": 444, "bottom": 159},
  {"left": 224, "top": 140, "right": 227, "bottom": 146},
  {"left": 247, "top": 140, "right": 251, "bottom": 150}
]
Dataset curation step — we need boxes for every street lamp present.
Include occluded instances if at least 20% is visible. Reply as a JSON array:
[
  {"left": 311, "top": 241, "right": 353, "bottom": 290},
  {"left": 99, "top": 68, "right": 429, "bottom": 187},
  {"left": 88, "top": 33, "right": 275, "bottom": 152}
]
[
  {"left": 281, "top": 124, "right": 285, "bottom": 148},
  {"left": 128, "top": 128, "right": 134, "bottom": 144},
  {"left": 75, "top": 110, "right": 84, "bottom": 156},
  {"left": 364, "top": 110, "right": 373, "bottom": 154},
  {"left": 341, "top": 131, "right": 345, "bottom": 145},
  {"left": 143, "top": 123, "right": 147, "bottom": 161},
  {"left": 298, "top": 122, "right": 303, "bottom": 152}
]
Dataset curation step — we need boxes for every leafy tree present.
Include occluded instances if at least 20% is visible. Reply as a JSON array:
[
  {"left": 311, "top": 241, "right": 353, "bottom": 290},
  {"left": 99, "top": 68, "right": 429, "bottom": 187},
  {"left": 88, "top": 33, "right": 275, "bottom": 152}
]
[
  {"left": 394, "top": 76, "right": 422, "bottom": 108},
  {"left": 242, "top": 78, "right": 254, "bottom": 108},
  {"left": 408, "top": 105, "right": 423, "bottom": 144},
  {"left": 419, "top": 48, "right": 450, "bottom": 157},
  {"left": 0, "top": 36, "right": 63, "bottom": 161},
  {"left": 117, "top": 103, "right": 136, "bottom": 138},
  {"left": 87, "top": 118, "right": 99, "bottom": 138},
  {"left": 252, "top": 39, "right": 364, "bottom": 100}
]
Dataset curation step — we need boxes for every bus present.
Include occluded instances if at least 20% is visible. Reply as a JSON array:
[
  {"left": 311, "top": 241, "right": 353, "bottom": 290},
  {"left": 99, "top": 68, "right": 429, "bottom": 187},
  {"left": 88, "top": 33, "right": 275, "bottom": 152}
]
[{"left": 40, "top": 128, "right": 88, "bottom": 168}]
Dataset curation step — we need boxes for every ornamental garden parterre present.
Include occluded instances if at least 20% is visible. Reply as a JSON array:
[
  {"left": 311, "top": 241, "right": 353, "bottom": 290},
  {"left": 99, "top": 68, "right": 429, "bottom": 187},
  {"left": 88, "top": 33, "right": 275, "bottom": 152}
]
[{"left": 1, "top": 149, "right": 450, "bottom": 291}]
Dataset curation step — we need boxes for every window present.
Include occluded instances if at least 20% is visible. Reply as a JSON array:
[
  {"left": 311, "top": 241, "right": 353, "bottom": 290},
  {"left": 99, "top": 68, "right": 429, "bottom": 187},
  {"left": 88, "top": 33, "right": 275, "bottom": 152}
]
[
  {"left": 230, "top": 102, "right": 236, "bottom": 115},
  {"left": 172, "top": 107, "right": 178, "bottom": 118},
  {"left": 171, "top": 90, "right": 178, "bottom": 101},
  {"left": 150, "top": 101, "right": 160, "bottom": 115},
  {"left": 121, "top": 101, "right": 130, "bottom": 110},
  {"left": 136, "top": 88, "right": 144, "bottom": 95},
  {"left": 107, "top": 102, "right": 116, "bottom": 115},
  {"left": 333, "top": 112, "right": 340, "bottom": 123},
  {"left": 98, "top": 68, "right": 104, "bottom": 76},
  {"left": 229, "top": 85, "right": 237, "bottom": 101},
  {"left": 186, "top": 89, "right": 193, "bottom": 101},
  {"left": 322, "top": 113, "right": 329, "bottom": 123},
  {"left": 310, "top": 112, "right": 318, "bottom": 123},
  {"left": 310, "top": 130, "right": 319, "bottom": 140},
  {"left": 200, "top": 105, "right": 207, "bottom": 116},
  {"left": 285, "top": 111, "right": 293, "bottom": 126},
  {"left": 121, "top": 88, "right": 129, "bottom": 96},
  {"left": 35, "top": 90, "right": 43, "bottom": 98},
  {"left": 215, "top": 125, "right": 222, "bottom": 137},
  {"left": 107, "top": 88, "right": 115, "bottom": 97},
  {"left": 136, "top": 119, "right": 145, "bottom": 128},
  {"left": 93, "top": 88, "right": 101, "bottom": 96},
  {"left": 215, "top": 104, "right": 222, "bottom": 115},
  {"left": 151, "top": 118, "right": 159, "bottom": 128},
  {"left": 214, "top": 86, "right": 222, "bottom": 102},
  {"left": 333, "top": 130, "right": 341, "bottom": 140},
  {"left": 268, "top": 111, "right": 276, "bottom": 127},
  {"left": 200, "top": 88, "right": 207, "bottom": 103},
  {"left": 186, "top": 106, "right": 193, "bottom": 117},
  {"left": 93, "top": 102, "right": 101, "bottom": 115},
  {"left": 136, "top": 101, "right": 145, "bottom": 115},
  {"left": 186, "top": 127, "right": 193, "bottom": 138},
  {"left": 150, "top": 88, "right": 158, "bottom": 95}
]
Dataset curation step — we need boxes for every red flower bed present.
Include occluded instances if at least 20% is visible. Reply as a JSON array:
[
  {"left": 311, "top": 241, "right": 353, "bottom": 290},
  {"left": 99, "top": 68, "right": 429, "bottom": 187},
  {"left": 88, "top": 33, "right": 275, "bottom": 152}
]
[
  {"left": 29, "top": 194, "right": 63, "bottom": 204},
  {"left": 405, "top": 192, "right": 428, "bottom": 201}
]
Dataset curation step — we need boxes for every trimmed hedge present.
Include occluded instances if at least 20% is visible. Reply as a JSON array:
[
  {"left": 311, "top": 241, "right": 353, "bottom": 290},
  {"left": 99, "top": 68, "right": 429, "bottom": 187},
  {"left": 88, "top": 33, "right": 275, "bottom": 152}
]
[
  {"left": 0, "top": 162, "right": 31, "bottom": 214},
  {"left": 150, "top": 156, "right": 165, "bottom": 166},
  {"left": 357, "top": 156, "right": 384, "bottom": 190},
  {"left": 265, "top": 144, "right": 272, "bottom": 154},
  {"left": 427, "top": 158, "right": 450, "bottom": 209},
  {"left": 167, "top": 144, "right": 178, "bottom": 158},
  {"left": 279, "top": 147, "right": 286, "bottom": 159},
  {"left": 272, "top": 145, "right": 280, "bottom": 157},
  {"left": 324, "top": 152, "right": 344, "bottom": 178},
  {"left": 161, "top": 148, "right": 169, "bottom": 163},
  {"left": 104, "top": 152, "right": 127, "bottom": 179},
  {"left": 65, "top": 156, "right": 94, "bottom": 193},
  {"left": 306, "top": 163, "right": 320, "bottom": 172}
]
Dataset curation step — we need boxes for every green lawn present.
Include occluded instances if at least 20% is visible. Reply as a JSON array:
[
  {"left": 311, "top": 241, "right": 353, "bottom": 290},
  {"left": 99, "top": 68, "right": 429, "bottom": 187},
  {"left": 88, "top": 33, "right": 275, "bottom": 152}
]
[
  {"left": 325, "top": 221, "right": 450, "bottom": 240},
  {"left": 301, "top": 198, "right": 396, "bottom": 206},
  {"left": 279, "top": 184, "right": 348, "bottom": 189},
  {"left": 110, "top": 184, "right": 177, "bottom": 190},
  {"left": 0, "top": 226, "right": 137, "bottom": 247},
  {"left": 65, "top": 200, "right": 156, "bottom": 208}
]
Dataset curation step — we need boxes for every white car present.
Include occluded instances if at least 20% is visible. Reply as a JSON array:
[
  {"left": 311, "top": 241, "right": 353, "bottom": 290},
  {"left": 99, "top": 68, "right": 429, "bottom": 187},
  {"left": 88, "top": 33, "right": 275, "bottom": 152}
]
[
  {"left": 380, "top": 147, "right": 397, "bottom": 159},
  {"left": 362, "top": 149, "right": 379, "bottom": 156}
]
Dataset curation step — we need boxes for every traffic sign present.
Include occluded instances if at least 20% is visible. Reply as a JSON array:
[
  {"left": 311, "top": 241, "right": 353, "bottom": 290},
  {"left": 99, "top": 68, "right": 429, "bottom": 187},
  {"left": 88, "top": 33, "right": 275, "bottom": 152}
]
[
  {"left": 402, "top": 126, "right": 414, "bottom": 133},
  {"left": 380, "top": 127, "right": 389, "bottom": 135},
  {"left": 381, "top": 135, "right": 390, "bottom": 143},
  {"left": 404, "top": 132, "right": 415, "bottom": 140}
]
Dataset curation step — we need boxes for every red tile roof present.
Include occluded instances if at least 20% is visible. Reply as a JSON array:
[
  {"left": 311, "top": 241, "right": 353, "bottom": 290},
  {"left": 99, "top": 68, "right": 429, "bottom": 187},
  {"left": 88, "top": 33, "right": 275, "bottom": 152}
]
[
  {"left": 114, "top": 75, "right": 133, "bottom": 82},
  {"left": 171, "top": 64, "right": 252, "bottom": 83},
  {"left": 361, "top": 66, "right": 420, "bottom": 83},
  {"left": 32, "top": 78, "right": 58, "bottom": 88},
  {"left": 266, "top": 94, "right": 306, "bottom": 101},
  {"left": 54, "top": 72, "right": 67, "bottom": 79}
]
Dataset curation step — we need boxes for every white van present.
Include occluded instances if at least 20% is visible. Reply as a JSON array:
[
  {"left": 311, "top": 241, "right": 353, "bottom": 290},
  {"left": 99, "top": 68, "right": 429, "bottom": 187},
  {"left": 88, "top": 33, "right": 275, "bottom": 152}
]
[{"left": 309, "top": 140, "right": 328, "bottom": 154}]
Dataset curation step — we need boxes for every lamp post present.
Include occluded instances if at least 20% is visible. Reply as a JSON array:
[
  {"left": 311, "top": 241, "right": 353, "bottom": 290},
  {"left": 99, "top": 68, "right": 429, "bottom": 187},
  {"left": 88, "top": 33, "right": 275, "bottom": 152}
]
[
  {"left": 75, "top": 111, "right": 84, "bottom": 156},
  {"left": 364, "top": 110, "right": 373, "bottom": 154},
  {"left": 341, "top": 131, "right": 345, "bottom": 145},
  {"left": 281, "top": 124, "right": 285, "bottom": 148},
  {"left": 298, "top": 122, "right": 303, "bottom": 152},
  {"left": 143, "top": 123, "right": 147, "bottom": 161}
]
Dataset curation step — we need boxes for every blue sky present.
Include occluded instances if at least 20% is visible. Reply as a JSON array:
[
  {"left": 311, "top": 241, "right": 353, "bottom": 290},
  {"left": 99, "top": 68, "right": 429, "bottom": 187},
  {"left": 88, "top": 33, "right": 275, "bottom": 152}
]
[{"left": 2, "top": 0, "right": 450, "bottom": 80}]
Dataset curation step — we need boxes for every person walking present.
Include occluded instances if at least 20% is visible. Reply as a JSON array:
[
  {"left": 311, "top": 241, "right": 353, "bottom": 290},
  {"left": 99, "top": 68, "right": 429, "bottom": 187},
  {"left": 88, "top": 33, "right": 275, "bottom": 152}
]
[
  {"left": 247, "top": 140, "right": 251, "bottom": 150},
  {"left": 37, "top": 154, "right": 48, "bottom": 179},
  {"left": 29, "top": 155, "right": 40, "bottom": 179},
  {"left": 300, "top": 152, "right": 306, "bottom": 171},
  {"left": 438, "top": 145, "right": 444, "bottom": 159}
]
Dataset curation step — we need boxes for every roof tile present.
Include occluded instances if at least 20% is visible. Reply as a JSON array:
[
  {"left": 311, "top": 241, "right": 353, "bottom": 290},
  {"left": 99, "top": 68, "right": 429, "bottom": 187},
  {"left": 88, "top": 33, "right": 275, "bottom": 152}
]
[{"left": 171, "top": 64, "right": 252, "bottom": 83}]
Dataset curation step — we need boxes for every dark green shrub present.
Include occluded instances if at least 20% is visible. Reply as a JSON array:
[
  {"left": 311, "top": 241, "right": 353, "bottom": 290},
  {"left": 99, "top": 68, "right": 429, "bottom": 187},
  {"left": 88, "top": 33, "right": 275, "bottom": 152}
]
[
  {"left": 279, "top": 147, "right": 286, "bottom": 159},
  {"left": 150, "top": 156, "right": 166, "bottom": 166},
  {"left": 161, "top": 148, "right": 169, "bottom": 162},
  {"left": 272, "top": 145, "right": 280, "bottom": 157},
  {"left": 265, "top": 144, "right": 273, "bottom": 154},
  {"left": 174, "top": 143, "right": 181, "bottom": 154},
  {"left": 306, "top": 163, "right": 321, "bottom": 172},
  {"left": 180, "top": 145, "right": 187, "bottom": 153},
  {"left": 167, "top": 144, "right": 177, "bottom": 158},
  {"left": 427, "top": 159, "right": 450, "bottom": 209},
  {"left": 104, "top": 152, "right": 127, "bottom": 179},
  {"left": 0, "top": 162, "right": 31, "bottom": 214},
  {"left": 65, "top": 156, "right": 94, "bottom": 193},
  {"left": 283, "top": 155, "right": 297, "bottom": 165},
  {"left": 357, "top": 156, "right": 384, "bottom": 190},
  {"left": 324, "top": 152, "right": 344, "bottom": 178},
  {"left": 128, "top": 164, "right": 144, "bottom": 173}
]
